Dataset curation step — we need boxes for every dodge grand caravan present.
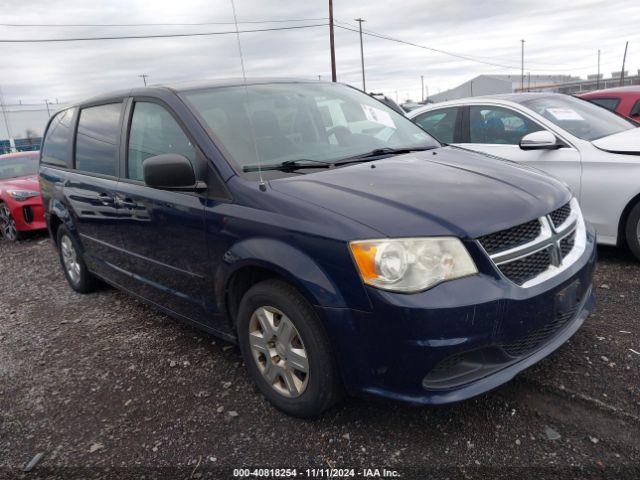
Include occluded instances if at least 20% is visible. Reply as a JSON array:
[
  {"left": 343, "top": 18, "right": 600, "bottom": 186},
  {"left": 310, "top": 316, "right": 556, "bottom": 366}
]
[{"left": 39, "top": 79, "right": 596, "bottom": 417}]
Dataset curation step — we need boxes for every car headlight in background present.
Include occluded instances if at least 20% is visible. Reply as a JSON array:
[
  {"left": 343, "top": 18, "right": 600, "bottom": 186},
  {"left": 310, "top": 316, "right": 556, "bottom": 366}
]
[
  {"left": 7, "top": 190, "right": 40, "bottom": 201},
  {"left": 349, "top": 237, "right": 478, "bottom": 293}
]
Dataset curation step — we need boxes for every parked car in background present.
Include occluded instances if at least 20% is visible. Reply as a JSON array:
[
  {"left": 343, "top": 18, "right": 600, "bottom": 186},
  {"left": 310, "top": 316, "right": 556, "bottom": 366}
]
[
  {"left": 400, "top": 100, "right": 424, "bottom": 112},
  {"left": 40, "top": 80, "right": 595, "bottom": 417},
  {"left": 369, "top": 92, "right": 406, "bottom": 116},
  {"left": 408, "top": 93, "right": 640, "bottom": 260},
  {"left": 0, "top": 151, "right": 46, "bottom": 241},
  {"left": 579, "top": 86, "right": 640, "bottom": 120}
]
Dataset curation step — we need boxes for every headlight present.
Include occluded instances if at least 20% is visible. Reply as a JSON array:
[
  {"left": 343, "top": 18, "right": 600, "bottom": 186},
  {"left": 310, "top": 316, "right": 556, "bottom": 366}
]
[
  {"left": 7, "top": 190, "right": 39, "bottom": 201},
  {"left": 349, "top": 237, "right": 478, "bottom": 293}
]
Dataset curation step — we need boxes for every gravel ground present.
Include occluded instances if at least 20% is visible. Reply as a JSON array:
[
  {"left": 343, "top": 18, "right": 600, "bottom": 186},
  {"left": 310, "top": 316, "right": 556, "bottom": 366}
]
[{"left": 1, "top": 235, "right": 639, "bottom": 479}]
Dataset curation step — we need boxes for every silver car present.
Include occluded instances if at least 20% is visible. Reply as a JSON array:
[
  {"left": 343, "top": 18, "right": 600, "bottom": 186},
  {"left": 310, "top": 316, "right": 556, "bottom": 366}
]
[{"left": 408, "top": 93, "right": 640, "bottom": 260}]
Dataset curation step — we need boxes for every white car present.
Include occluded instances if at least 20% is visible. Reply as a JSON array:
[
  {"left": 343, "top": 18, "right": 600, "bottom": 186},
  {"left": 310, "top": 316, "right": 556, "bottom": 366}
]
[{"left": 408, "top": 93, "right": 640, "bottom": 260}]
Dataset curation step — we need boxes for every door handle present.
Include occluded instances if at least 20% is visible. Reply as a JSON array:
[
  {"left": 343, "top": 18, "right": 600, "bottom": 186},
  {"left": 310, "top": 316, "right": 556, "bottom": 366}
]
[{"left": 97, "top": 193, "right": 114, "bottom": 206}]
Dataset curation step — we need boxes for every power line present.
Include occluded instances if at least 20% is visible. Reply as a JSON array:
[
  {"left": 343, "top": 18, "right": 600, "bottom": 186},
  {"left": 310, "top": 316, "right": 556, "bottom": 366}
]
[
  {"left": 0, "top": 23, "right": 329, "bottom": 43},
  {"left": 0, "top": 18, "right": 329, "bottom": 27},
  {"left": 333, "top": 24, "right": 518, "bottom": 70},
  {"left": 334, "top": 22, "right": 630, "bottom": 74}
]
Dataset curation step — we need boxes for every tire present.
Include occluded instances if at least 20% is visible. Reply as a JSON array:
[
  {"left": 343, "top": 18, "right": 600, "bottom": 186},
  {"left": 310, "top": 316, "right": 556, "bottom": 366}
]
[
  {"left": 236, "top": 279, "right": 342, "bottom": 418},
  {"left": 56, "top": 225, "right": 97, "bottom": 293},
  {"left": 0, "top": 202, "right": 23, "bottom": 242},
  {"left": 625, "top": 202, "right": 640, "bottom": 262}
]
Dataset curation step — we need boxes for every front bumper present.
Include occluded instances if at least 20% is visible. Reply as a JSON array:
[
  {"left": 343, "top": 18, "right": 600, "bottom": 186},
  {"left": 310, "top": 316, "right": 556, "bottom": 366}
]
[
  {"left": 320, "top": 224, "right": 597, "bottom": 405},
  {"left": 9, "top": 196, "right": 46, "bottom": 232}
]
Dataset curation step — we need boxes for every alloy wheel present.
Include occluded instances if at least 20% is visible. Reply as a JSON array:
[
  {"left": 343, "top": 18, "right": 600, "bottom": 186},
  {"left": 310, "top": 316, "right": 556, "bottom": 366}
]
[
  {"left": 0, "top": 204, "right": 18, "bottom": 241},
  {"left": 248, "top": 306, "right": 309, "bottom": 397},
  {"left": 60, "top": 235, "right": 81, "bottom": 285}
]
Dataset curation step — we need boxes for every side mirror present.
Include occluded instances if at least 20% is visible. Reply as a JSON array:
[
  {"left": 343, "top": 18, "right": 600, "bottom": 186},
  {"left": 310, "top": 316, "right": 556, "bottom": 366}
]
[
  {"left": 519, "top": 131, "right": 559, "bottom": 150},
  {"left": 143, "top": 154, "right": 202, "bottom": 191}
]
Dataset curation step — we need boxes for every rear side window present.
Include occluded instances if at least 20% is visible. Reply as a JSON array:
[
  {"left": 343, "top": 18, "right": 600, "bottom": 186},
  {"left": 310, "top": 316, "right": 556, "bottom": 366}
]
[
  {"left": 589, "top": 97, "right": 620, "bottom": 112},
  {"left": 127, "top": 102, "right": 196, "bottom": 181},
  {"left": 413, "top": 108, "right": 458, "bottom": 144},
  {"left": 41, "top": 108, "right": 76, "bottom": 167},
  {"left": 75, "top": 103, "right": 122, "bottom": 176}
]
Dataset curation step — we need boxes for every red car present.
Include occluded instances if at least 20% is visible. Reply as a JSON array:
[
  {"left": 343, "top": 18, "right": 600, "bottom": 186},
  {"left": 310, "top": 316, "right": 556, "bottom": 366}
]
[
  {"left": 580, "top": 86, "right": 640, "bottom": 120},
  {"left": 0, "top": 151, "right": 46, "bottom": 241}
]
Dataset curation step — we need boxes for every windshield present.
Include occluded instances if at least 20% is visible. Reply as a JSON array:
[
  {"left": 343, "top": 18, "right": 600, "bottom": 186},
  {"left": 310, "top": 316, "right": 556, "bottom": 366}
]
[
  {"left": 0, "top": 154, "right": 39, "bottom": 180},
  {"left": 521, "top": 95, "right": 635, "bottom": 141},
  {"left": 181, "top": 82, "right": 439, "bottom": 172}
]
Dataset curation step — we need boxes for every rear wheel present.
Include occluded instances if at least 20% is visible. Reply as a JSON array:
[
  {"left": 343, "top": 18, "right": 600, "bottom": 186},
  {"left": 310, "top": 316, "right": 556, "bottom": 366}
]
[
  {"left": 56, "top": 226, "right": 97, "bottom": 293},
  {"left": 237, "top": 279, "right": 341, "bottom": 417},
  {"left": 625, "top": 202, "right": 640, "bottom": 262},
  {"left": 0, "top": 202, "right": 22, "bottom": 242}
]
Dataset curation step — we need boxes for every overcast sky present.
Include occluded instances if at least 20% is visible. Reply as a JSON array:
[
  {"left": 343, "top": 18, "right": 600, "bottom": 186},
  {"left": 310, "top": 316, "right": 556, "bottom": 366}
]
[{"left": 0, "top": 0, "right": 639, "bottom": 106}]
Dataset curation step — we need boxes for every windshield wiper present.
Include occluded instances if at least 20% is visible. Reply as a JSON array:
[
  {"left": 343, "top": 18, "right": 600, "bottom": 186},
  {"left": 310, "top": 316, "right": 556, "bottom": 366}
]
[
  {"left": 242, "top": 158, "right": 333, "bottom": 173},
  {"left": 333, "top": 146, "right": 437, "bottom": 165}
]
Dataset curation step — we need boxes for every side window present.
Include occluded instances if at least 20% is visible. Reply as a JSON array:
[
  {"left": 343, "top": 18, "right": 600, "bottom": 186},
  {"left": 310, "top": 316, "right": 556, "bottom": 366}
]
[
  {"left": 630, "top": 100, "right": 640, "bottom": 118},
  {"left": 469, "top": 106, "right": 541, "bottom": 145},
  {"left": 75, "top": 103, "right": 122, "bottom": 176},
  {"left": 589, "top": 97, "right": 620, "bottom": 112},
  {"left": 127, "top": 102, "right": 196, "bottom": 181},
  {"left": 41, "top": 108, "right": 76, "bottom": 167},
  {"left": 413, "top": 108, "right": 458, "bottom": 144}
]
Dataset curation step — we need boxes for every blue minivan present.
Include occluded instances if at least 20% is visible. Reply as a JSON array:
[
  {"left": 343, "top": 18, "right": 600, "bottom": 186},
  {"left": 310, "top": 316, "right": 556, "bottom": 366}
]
[{"left": 39, "top": 79, "right": 596, "bottom": 417}]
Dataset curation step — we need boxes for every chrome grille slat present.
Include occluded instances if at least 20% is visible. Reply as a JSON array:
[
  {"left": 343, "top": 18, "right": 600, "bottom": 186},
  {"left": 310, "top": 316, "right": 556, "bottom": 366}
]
[{"left": 476, "top": 199, "right": 586, "bottom": 288}]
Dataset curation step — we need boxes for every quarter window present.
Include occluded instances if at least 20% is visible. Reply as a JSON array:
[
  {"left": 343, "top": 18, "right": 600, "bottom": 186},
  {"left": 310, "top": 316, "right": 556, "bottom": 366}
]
[
  {"left": 41, "top": 108, "right": 76, "bottom": 167},
  {"left": 127, "top": 102, "right": 196, "bottom": 181},
  {"left": 75, "top": 103, "right": 122, "bottom": 176},
  {"left": 413, "top": 108, "right": 458, "bottom": 144},
  {"left": 469, "top": 106, "right": 541, "bottom": 145}
]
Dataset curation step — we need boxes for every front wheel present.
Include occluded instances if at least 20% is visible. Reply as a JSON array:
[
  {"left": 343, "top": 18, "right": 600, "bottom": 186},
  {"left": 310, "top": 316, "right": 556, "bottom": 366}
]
[
  {"left": 0, "top": 202, "right": 22, "bottom": 242},
  {"left": 625, "top": 202, "right": 640, "bottom": 262},
  {"left": 237, "top": 279, "right": 342, "bottom": 418},
  {"left": 56, "top": 226, "right": 97, "bottom": 293}
]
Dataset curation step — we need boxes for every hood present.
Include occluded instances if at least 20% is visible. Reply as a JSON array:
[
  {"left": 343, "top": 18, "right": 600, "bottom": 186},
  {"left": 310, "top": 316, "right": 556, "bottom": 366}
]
[
  {"left": 592, "top": 127, "right": 640, "bottom": 154},
  {"left": 0, "top": 175, "right": 40, "bottom": 192},
  {"left": 270, "top": 148, "right": 570, "bottom": 238}
]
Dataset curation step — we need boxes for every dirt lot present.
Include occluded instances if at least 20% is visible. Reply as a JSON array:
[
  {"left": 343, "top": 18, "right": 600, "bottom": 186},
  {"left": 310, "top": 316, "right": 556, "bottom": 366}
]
[{"left": 1, "top": 235, "right": 639, "bottom": 479}]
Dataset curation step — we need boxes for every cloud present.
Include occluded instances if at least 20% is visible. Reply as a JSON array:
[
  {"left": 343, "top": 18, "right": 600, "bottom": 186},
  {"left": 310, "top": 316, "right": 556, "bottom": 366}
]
[{"left": 0, "top": 0, "right": 638, "bottom": 107}]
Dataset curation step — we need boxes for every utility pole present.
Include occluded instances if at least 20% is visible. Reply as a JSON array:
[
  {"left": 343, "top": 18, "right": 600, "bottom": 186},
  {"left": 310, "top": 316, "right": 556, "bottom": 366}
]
[
  {"left": 44, "top": 99, "right": 51, "bottom": 117},
  {"left": 620, "top": 41, "right": 628, "bottom": 87},
  {"left": 139, "top": 74, "right": 149, "bottom": 87},
  {"left": 354, "top": 17, "right": 366, "bottom": 91},
  {"left": 520, "top": 39, "right": 525, "bottom": 91},
  {"left": 0, "top": 85, "right": 13, "bottom": 153},
  {"left": 527, "top": 72, "right": 531, "bottom": 91},
  {"left": 318, "top": 75, "right": 322, "bottom": 80},
  {"left": 421, "top": 75, "right": 424, "bottom": 102},
  {"left": 329, "top": 0, "right": 337, "bottom": 82},
  {"left": 597, "top": 49, "right": 601, "bottom": 89}
]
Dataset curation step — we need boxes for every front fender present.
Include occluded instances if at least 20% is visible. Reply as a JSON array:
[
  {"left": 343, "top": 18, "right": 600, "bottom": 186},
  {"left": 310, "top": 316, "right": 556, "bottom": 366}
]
[{"left": 216, "top": 237, "right": 347, "bottom": 311}]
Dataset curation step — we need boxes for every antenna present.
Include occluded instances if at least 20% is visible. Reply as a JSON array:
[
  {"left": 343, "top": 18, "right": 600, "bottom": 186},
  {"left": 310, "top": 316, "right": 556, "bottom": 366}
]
[{"left": 230, "top": 0, "right": 265, "bottom": 191}]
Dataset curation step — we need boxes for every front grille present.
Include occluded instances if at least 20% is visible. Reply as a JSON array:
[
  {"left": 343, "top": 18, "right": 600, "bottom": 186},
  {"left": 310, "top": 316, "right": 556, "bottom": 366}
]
[
  {"left": 497, "top": 247, "right": 552, "bottom": 285},
  {"left": 478, "top": 219, "right": 541, "bottom": 255},
  {"left": 501, "top": 303, "right": 579, "bottom": 357},
  {"left": 550, "top": 202, "right": 571, "bottom": 228},
  {"left": 22, "top": 206, "right": 34, "bottom": 224},
  {"left": 560, "top": 230, "right": 576, "bottom": 258}
]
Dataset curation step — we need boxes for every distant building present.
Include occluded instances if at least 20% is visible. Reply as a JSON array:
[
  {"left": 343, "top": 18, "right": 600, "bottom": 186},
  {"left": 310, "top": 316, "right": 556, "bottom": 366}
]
[
  {"left": 428, "top": 74, "right": 580, "bottom": 103},
  {"left": 522, "top": 70, "right": 640, "bottom": 95}
]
